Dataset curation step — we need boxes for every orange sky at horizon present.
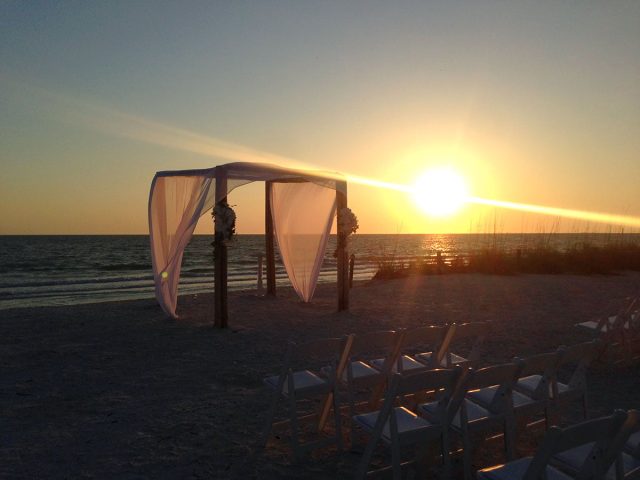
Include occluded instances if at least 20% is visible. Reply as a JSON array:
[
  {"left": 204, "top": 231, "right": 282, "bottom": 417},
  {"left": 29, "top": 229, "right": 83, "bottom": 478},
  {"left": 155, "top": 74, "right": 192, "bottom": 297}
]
[{"left": 2, "top": 3, "right": 639, "bottom": 235}]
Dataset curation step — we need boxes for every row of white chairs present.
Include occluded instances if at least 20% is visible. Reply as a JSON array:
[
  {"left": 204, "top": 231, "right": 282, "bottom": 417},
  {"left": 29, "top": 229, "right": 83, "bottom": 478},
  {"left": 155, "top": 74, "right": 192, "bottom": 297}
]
[
  {"left": 260, "top": 322, "right": 489, "bottom": 460},
  {"left": 576, "top": 295, "right": 640, "bottom": 364},
  {"left": 479, "top": 408, "right": 640, "bottom": 480},
  {"left": 259, "top": 325, "right": 605, "bottom": 478},
  {"left": 353, "top": 340, "right": 602, "bottom": 479}
]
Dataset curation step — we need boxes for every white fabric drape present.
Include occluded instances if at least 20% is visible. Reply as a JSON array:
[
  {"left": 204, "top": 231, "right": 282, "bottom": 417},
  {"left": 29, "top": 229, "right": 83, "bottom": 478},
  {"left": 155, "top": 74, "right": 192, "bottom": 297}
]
[
  {"left": 148, "top": 162, "right": 343, "bottom": 318},
  {"left": 148, "top": 175, "right": 215, "bottom": 318},
  {"left": 270, "top": 182, "right": 337, "bottom": 302}
]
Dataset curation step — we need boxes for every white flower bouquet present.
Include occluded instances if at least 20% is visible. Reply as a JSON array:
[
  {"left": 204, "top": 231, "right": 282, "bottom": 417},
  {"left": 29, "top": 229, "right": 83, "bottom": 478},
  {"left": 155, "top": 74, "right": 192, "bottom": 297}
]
[
  {"left": 213, "top": 202, "right": 236, "bottom": 244},
  {"left": 338, "top": 207, "right": 359, "bottom": 236}
]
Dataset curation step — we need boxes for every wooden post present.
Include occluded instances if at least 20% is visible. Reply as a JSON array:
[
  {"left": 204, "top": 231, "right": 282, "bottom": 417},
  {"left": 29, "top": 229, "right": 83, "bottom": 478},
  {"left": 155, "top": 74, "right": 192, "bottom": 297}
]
[
  {"left": 336, "top": 182, "right": 349, "bottom": 311},
  {"left": 257, "top": 255, "right": 264, "bottom": 293},
  {"left": 265, "top": 181, "right": 276, "bottom": 296},
  {"left": 214, "top": 172, "right": 228, "bottom": 328},
  {"left": 349, "top": 253, "right": 355, "bottom": 288}
]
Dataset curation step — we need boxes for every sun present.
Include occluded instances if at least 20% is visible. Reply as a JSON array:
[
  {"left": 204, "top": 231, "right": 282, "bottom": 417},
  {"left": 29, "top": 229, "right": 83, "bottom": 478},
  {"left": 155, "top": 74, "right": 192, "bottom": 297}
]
[{"left": 412, "top": 167, "right": 469, "bottom": 217}]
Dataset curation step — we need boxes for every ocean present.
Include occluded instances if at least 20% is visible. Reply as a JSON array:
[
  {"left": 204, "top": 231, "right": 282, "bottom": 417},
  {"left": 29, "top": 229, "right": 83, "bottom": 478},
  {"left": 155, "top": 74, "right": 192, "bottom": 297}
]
[{"left": 2, "top": 233, "right": 639, "bottom": 310}]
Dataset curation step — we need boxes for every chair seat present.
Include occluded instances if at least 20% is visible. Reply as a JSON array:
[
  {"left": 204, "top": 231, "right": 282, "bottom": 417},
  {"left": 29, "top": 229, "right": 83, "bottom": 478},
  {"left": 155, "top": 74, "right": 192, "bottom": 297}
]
[
  {"left": 420, "top": 398, "right": 494, "bottom": 429},
  {"left": 264, "top": 370, "right": 328, "bottom": 396},
  {"left": 627, "top": 430, "right": 640, "bottom": 452},
  {"left": 370, "top": 355, "right": 426, "bottom": 373},
  {"left": 345, "top": 360, "right": 380, "bottom": 381},
  {"left": 415, "top": 351, "right": 468, "bottom": 367},
  {"left": 606, "top": 452, "right": 640, "bottom": 480},
  {"left": 413, "top": 351, "right": 434, "bottom": 365},
  {"left": 516, "top": 374, "right": 546, "bottom": 397},
  {"left": 576, "top": 316, "right": 631, "bottom": 333},
  {"left": 553, "top": 381, "right": 572, "bottom": 398},
  {"left": 443, "top": 352, "right": 468, "bottom": 365},
  {"left": 354, "top": 406, "right": 437, "bottom": 444},
  {"left": 467, "top": 385, "right": 510, "bottom": 412},
  {"left": 552, "top": 442, "right": 594, "bottom": 474},
  {"left": 576, "top": 320, "right": 601, "bottom": 331},
  {"left": 552, "top": 442, "right": 640, "bottom": 479},
  {"left": 512, "top": 390, "right": 540, "bottom": 409},
  {"left": 551, "top": 443, "right": 640, "bottom": 480},
  {"left": 477, "top": 457, "right": 573, "bottom": 480},
  {"left": 470, "top": 384, "right": 544, "bottom": 412}
]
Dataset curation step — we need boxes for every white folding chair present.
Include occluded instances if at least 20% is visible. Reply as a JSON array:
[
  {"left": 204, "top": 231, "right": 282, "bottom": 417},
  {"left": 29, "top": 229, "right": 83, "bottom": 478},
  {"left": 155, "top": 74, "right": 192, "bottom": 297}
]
[
  {"left": 334, "top": 330, "right": 401, "bottom": 444},
  {"left": 552, "top": 340, "right": 602, "bottom": 421},
  {"left": 354, "top": 368, "right": 462, "bottom": 480},
  {"left": 421, "top": 361, "right": 524, "bottom": 480},
  {"left": 261, "top": 337, "right": 344, "bottom": 460},
  {"left": 477, "top": 409, "right": 629, "bottom": 480},
  {"left": 512, "top": 348, "right": 565, "bottom": 430},
  {"left": 370, "top": 324, "right": 449, "bottom": 374},
  {"left": 436, "top": 321, "right": 492, "bottom": 369},
  {"left": 551, "top": 410, "right": 638, "bottom": 480}
]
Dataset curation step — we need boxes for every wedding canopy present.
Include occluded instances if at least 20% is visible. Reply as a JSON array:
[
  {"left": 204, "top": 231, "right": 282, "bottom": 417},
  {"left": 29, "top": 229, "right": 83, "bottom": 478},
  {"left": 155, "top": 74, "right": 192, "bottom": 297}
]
[{"left": 148, "top": 162, "right": 350, "bottom": 326}]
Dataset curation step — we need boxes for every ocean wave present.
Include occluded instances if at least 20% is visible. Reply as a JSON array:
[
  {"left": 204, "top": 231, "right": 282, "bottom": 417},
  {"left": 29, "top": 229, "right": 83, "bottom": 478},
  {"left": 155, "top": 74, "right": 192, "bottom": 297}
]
[
  {"left": 0, "top": 274, "right": 153, "bottom": 290},
  {"left": 11, "top": 233, "right": 630, "bottom": 309},
  {"left": 96, "top": 263, "right": 151, "bottom": 271}
]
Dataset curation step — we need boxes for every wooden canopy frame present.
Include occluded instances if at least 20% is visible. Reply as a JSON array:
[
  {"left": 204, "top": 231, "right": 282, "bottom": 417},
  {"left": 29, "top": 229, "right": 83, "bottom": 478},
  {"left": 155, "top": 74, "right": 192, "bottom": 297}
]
[{"left": 212, "top": 167, "right": 349, "bottom": 328}]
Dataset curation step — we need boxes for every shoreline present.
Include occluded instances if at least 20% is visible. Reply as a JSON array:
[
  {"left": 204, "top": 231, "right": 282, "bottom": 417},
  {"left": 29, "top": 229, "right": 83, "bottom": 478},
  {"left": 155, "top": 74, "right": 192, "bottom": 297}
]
[
  {"left": 2, "top": 266, "right": 637, "bottom": 315},
  {"left": 3, "top": 272, "right": 640, "bottom": 478}
]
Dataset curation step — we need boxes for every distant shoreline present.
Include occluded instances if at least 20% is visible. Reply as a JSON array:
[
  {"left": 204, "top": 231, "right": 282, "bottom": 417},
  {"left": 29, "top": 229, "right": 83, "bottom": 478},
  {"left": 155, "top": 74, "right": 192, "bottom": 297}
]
[{"left": 3, "top": 234, "right": 639, "bottom": 311}]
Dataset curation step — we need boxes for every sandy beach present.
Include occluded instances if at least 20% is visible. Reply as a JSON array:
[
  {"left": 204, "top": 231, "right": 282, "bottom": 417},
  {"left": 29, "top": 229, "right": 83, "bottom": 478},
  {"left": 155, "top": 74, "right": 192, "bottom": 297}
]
[{"left": 3, "top": 272, "right": 640, "bottom": 479}]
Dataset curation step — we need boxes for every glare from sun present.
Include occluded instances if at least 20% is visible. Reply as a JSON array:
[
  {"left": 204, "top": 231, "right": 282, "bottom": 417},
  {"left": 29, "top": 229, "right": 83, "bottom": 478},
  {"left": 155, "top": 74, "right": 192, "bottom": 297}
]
[{"left": 412, "top": 167, "right": 469, "bottom": 217}]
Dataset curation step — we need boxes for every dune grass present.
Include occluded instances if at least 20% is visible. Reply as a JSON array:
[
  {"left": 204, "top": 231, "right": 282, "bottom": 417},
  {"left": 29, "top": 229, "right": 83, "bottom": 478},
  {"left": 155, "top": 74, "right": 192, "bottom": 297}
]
[{"left": 374, "top": 236, "right": 640, "bottom": 279}]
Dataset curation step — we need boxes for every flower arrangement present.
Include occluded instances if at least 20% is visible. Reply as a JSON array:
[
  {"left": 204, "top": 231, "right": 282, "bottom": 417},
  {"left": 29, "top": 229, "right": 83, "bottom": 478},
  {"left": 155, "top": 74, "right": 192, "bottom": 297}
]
[
  {"left": 334, "top": 207, "right": 358, "bottom": 258},
  {"left": 338, "top": 207, "right": 359, "bottom": 236},
  {"left": 212, "top": 201, "right": 236, "bottom": 244}
]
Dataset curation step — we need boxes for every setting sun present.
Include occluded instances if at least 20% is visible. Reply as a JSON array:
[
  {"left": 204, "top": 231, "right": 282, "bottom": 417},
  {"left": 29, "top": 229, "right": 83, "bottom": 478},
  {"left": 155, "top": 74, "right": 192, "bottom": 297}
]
[{"left": 412, "top": 167, "right": 469, "bottom": 217}]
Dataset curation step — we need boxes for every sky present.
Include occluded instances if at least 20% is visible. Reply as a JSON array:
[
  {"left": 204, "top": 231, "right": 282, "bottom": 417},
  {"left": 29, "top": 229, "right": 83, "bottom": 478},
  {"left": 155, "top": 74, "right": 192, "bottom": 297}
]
[{"left": 1, "top": 1, "right": 639, "bottom": 235}]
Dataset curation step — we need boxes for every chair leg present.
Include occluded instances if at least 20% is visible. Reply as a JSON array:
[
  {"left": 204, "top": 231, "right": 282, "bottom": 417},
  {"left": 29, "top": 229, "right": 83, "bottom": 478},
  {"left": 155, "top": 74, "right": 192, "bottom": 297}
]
[
  {"left": 462, "top": 429, "right": 472, "bottom": 480},
  {"left": 441, "top": 429, "right": 452, "bottom": 480},
  {"left": 391, "top": 434, "right": 401, "bottom": 480},
  {"left": 582, "top": 392, "right": 589, "bottom": 420},
  {"left": 288, "top": 392, "right": 302, "bottom": 462},
  {"left": 332, "top": 387, "right": 343, "bottom": 453},
  {"left": 355, "top": 432, "right": 378, "bottom": 480},
  {"left": 543, "top": 405, "right": 550, "bottom": 430},
  {"left": 504, "top": 416, "right": 516, "bottom": 461},
  {"left": 259, "top": 389, "right": 280, "bottom": 449},
  {"left": 348, "top": 384, "right": 357, "bottom": 447},
  {"left": 413, "top": 444, "right": 431, "bottom": 480}
]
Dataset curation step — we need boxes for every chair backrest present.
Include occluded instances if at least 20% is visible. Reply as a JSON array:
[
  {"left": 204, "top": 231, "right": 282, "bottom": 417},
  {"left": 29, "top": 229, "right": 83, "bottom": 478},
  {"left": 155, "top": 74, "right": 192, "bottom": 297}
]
[
  {"left": 525, "top": 410, "right": 628, "bottom": 480},
  {"left": 515, "top": 349, "right": 564, "bottom": 399},
  {"left": 349, "top": 330, "right": 400, "bottom": 359},
  {"left": 607, "top": 297, "right": 639, "bottom": 333},
  {"left": 556, "top": 340, "right": 602, "bottom": 389},
  {"left": 270, "top": 337, "right": 345, "bottom": 398},
  {"left": 396, "top": 367, "right": 462, "bottom": 408},
  {"left": 603, "top": 410, "right": 640, "bottom": 473},
  {"left": 288, "top": 337, "right": 345, "bottom": 372},
  {"left": 342, "top": 331, "right": 401, "bottom": 387},
  {"left": 400, "top": 324, "right": 448, "bottom": 367},
  {"left": 625, "top": 419, "right": 640, "bottom": 457},
  {"left": 373, "top": 369, "right": 462, "bottom": 445},
  {"left": 622, "top": 296, "right": 639, "bottom": 318},
  {"left": 444, "top": 321, "right": 491, "bottom": 365},
  {"left": 450, "top": 361, "right": 524, "bottom": 417}
]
